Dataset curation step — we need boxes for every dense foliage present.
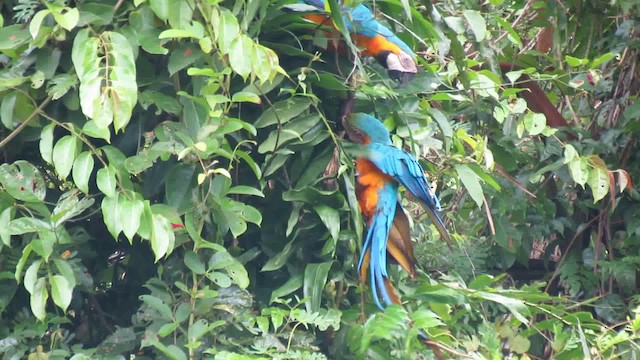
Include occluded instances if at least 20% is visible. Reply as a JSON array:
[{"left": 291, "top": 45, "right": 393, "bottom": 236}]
[{"left": 1, "top": 0, "right": 639, "bottom": 358}]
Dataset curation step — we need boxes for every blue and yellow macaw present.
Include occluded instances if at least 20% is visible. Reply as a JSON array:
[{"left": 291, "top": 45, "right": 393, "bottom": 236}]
[
  {"left": 287, "top": 0, "right": 418, "bottom": 82},
  {"left": 346, "top": 113, "right": 450, "bottom": 309}
]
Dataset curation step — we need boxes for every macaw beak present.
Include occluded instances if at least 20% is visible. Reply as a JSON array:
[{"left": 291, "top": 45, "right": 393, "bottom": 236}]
[
  {"left": 388, "top": 70, "right": 416, "bottom": 85},
  {"left": 384, "top": 51, "right": 418, "bottom": 84}
]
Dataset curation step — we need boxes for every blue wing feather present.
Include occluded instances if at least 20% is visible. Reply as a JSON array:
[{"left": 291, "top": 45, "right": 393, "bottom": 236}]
[
  {"left": 357, "top": 182, "right": 398, "bottom": 309},
  {"left": 298, "top": 0, "right": 415, "bottom": 57},
  {"left": 368, "top": 144, "right": 442, "bottom": 211}
]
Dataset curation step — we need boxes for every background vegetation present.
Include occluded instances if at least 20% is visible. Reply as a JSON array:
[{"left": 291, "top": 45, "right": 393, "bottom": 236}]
[{"left": 0, "top": 0, "right": 639, "bottom": 358}]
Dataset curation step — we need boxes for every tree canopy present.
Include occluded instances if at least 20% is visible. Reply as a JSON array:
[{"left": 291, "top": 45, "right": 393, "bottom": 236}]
[{"left": 0, "top": 0, "right": 639, "bottom": 359}]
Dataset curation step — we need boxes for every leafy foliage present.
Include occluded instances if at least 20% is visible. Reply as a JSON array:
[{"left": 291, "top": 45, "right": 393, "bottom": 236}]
[{"left": 0, "top": 0, "right": 639, "bottom": 358}]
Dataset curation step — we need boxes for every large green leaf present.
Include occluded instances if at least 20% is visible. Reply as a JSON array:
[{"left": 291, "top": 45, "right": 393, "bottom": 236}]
[
  {"left": 50, "top": 275, "right": 72, "bottom": 312},
  {"left": 72, "top": 29, "right": 137, "bottom": 131},
  {"left": 52, "top": 135, "right": 80, "bottom": 179},
  {"left": 455, "top": 164, "right": 484, "bottom": 208},
  {"left": 303, "top": 261, "right": 332, "bottom": 312},
  {"left": 72, "top": 152, "right": 94, "bottom": 194},
  {"left": 0, "top": 161, "right": 46, "bottom": 202}
]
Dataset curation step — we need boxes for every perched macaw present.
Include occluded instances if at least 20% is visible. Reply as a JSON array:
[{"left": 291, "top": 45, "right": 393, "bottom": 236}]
[
  {"left": 286, "top": 0, "right": 418, "bottom": 82},
  {"left": 346, "top": 113, "right": 450, "bottom": 309}
]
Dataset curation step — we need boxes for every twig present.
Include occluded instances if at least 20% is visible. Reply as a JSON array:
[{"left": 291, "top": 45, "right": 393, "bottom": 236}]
[
  {"left": 114, "top": 0, "right": 125, "bottom": 11},
  {"left": 0, "top": 96, "right": 52, "bottom": 149},
  {"left": 494, "top": 163, "right": 537, "bottom": 199},
  {"left": 482, "top": 194, "right": 496, "bottom": 236},
  {"left": 423, "top": 339, "right": 475, "bottom": 359},
  {"left": 544, "top": 212, "right": 604, "bottom": 293}
]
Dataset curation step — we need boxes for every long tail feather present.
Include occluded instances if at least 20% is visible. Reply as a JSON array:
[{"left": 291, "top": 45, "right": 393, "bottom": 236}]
[
  {"left": 386, "top": 203, "right": 416, "bottom": 278},
  {"left": 422, "top": 205, "right": 453, "bottom": 247}
]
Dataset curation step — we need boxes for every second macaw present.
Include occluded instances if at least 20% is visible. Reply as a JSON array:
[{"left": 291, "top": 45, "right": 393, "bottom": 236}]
[
  {"left": 346, "top": 113, "right": 451, "bottom": 309},
  {"left": 286, "top": 0, "right": 418, "bottom": 82}
]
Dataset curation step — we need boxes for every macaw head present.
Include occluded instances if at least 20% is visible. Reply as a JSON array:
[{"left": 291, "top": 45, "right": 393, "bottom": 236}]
[
  {"left": 346, "top": 113, "right": 392, "bottom": 145},
  {"left": 377, "top": 50, "right": 418, "bottom": 84}
]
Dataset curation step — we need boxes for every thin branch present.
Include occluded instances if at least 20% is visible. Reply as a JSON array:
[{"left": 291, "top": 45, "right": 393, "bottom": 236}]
[
  {"left": 483, "top": 194, "right": 496, "bottom": 236},
  {"left": 544, "top": 212, "right": 604, "bottom": 293},
  {"left": 0, "top": 96, "right": 52, "bottom": 149}
]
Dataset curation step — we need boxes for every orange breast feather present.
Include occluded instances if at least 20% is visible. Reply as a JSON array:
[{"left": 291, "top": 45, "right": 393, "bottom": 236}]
[
  {"left": 351, "top": 34, "right": 402, "bottom": 56},
  {"left": 356, "top": 159, "right": 392, "bottom": 221},
  {"left": 302, "top": 14, "right": 402, "bottom": 56}
]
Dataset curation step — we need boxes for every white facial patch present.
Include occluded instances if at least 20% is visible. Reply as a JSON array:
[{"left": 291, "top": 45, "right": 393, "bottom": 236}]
[{"left": 386, "top": 52, "right": 418, "bottom": 74}]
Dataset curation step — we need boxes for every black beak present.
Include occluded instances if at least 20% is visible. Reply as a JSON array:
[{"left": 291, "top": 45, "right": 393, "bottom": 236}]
[{"left": 388, "top": 70, "right": 416, "bottom": 85}]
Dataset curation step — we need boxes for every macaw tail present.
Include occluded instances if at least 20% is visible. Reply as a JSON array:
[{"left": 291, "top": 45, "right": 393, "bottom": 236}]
[
  {"left": 386, "top": 203, "right": 416, "bottom": 279},
  {"left": 358, "top": 249, "right": 402, "bottom": 305},
  {"left": 422, "top": 205, "right": 453, "bottom": 248}
]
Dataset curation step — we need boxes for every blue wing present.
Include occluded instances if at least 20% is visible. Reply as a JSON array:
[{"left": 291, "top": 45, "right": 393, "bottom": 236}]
[
  {"left": 366, "top": 143, "right": 451, "bottom": 244},
  {"left": 298, "top": 0, "right": 415, "bottom": 57},
  {"left": 357, "top": 182, "right": 398, "bottom": 309}
]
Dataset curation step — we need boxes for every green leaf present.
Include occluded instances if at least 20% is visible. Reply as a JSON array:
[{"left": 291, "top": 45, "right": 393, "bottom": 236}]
[
  {"left": 82, "top": 120, "right": 111, "bottom": 142},
  {"left": 510, "top": 335, "right": 531, "bottom": 354},
  {"left": 47, "top": 74, "right": 78, "bottom": 100},
  {"left": 72, "top": 29, "right": 137, "bottom": 131},
  {"left": 231, "top": 91, "right": 261, "bottom": 104},
  {"left": 51, "top": 191, "right": 94, "bottom": 227},
  {"left": 313, "top": 205, "right": 340, "bottom": 242},
  {"left": 0, "top": 25, "right": 30, "bottom": 50},
  {"left": 140, "top": 294, "right": 173, "bottom": 320},
  {"left": 227, "top": 186, "right": 264, "bottom": 197},
  {"left": 53, "top": 135, "right": 80, "bottom": 179},
  {"left": 474, "top": 291, "right": 530, "bottom": 324},
  {"left": 151, "top": 213, "right": 174, "bottom": 262},
  {"left": 523, "top": 113, "right": 546, "bottom": 136},
  {"left": 226, "top": 260, "right": 250, "bottom": 289},
  {"left": 258, "top": 114, "right": 321, "bottom": 153},
  {"left": 591, "top": 52, "right": 615, "bottom": 68},
  {"left": 72, "top": 152, "right": 94, "bottom": 194},
  {"left": 39, "top": 124, "right": 55, "bottom": 164},
  {"left": 229, "top": 35, "right": 254, "bottom": 80},
  {"left": 254, "top": 97, "right": 313, "bottom": 128},
  {"left": 139, "top": 90, "right": 182, "bottom": 115},
  {"left": 24, "top": 259, "right": 42, "bottom": 294},
  {"left": 77, "top": 3, "right": 115, "bottom": 26},
  {"left": 261, "top": 238, "right": 296, "bottom": 272},
  {"left": 270, "top": 274, "right": 303, "bottom": 303},
  {"left": 569, "top": 157, "right": 589, "bottom": 188},
  {"left": 455, "top": 164, "right": 484, "bottom": 208},
  {"left": 53, "top": 259, "right": 76, "bottom": 288},
  {"left": 207, "top": 272, "right": 232, "bottom": 288},
  {"left": 218, "top": 10, "right": 240, "bottom": 55},
  {"left": 495, "top": 18, "right": 522, "bottom": 46},
  {"left": 566, "top": 55, "right": 588, "bottom": 67},
  {"left": 102, "top": 194, "right": 122, "bottom": 240},
  {"left": 463, "top": 10, "right": 487, "bottom": 41},
  {"left": 10, "top": 217, "right": 50, "bottom": 235},
  {"left": 184, "top": 251, "right": 205, "bottom": 274},
  {"left": 587, "top": 155, "right": 610, "bottom": 203},
  {"left": 563, "top": 144, "right": 578, "bottom": 164},
  {"left": 96, "top": 165, "right": 117, "bottom": 198},
  {"left": 31, "top": 277, "right": 49, "bottom": 321},
  {"left": 168, "top": 44, "right": 203, "bottom": 76},
  {"left": 429, "top": 107, "right": 453, "bottom": 140},
  {"left": 0, "top": 161, "right": 47, "bottom": 202},
  {"left": 121, "top": 198, "right": 144, "bottom": 243},
  {"left": 165, "top": 164, "right": 196, "bottom": 213},
  {"left": 0, "top": 207, "right": 14, "bottom": 247},
  {"left": 50, "top": 275, "right": 72, "bottom": 312},
  {"left": 303, "top": 261, "right": 332, "bottom": 312}
]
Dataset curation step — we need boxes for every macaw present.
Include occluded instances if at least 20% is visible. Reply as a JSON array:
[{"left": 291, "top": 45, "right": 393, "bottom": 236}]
[
  {"left": 346, "top": 113, "right": 451, "bottom": 309},
  {"left": 286, "top": 0, "right": 418, "bottom": 82}
]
